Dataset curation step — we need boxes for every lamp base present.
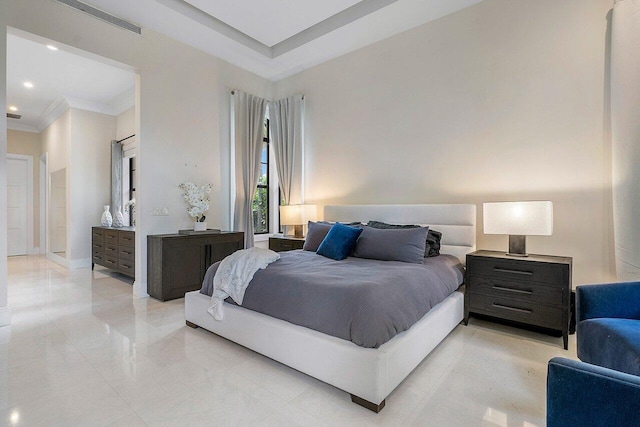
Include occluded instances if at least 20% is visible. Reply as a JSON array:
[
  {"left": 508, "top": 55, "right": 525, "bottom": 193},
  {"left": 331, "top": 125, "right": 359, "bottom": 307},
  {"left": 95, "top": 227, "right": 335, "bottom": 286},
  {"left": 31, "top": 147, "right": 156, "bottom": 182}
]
[
  {"left": 293, "top": 225, "right": 303, "bottom": 238},
  {"left": 506, "top": 235, "right": 528, "bottom": 257}
]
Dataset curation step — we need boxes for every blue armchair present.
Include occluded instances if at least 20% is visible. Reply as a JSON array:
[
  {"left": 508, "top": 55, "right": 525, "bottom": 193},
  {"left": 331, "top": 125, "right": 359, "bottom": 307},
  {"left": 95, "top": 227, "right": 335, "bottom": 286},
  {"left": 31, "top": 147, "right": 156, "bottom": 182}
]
[{"left": 547, "top": 282, "right": 640, "bottom": 427}]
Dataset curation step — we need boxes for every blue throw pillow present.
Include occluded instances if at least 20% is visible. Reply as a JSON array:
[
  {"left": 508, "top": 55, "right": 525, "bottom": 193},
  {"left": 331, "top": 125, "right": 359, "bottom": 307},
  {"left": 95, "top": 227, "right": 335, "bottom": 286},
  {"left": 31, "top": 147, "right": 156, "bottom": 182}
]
[{"left": 316, "top": 223, "right": 363, "bottom": 261}]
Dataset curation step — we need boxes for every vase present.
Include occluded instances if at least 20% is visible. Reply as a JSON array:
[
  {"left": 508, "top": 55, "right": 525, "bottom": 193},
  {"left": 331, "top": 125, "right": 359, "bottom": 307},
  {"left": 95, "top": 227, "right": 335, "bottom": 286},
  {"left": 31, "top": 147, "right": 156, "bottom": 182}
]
[
  {"left": 101, "top": 205, "right": 112, "bottom": 227},
  {"left": 194, "top": 221, "right": 207, "bottom": 232},
  {"left": 113, "top": 209, "right": 125, "bottom": 228}
]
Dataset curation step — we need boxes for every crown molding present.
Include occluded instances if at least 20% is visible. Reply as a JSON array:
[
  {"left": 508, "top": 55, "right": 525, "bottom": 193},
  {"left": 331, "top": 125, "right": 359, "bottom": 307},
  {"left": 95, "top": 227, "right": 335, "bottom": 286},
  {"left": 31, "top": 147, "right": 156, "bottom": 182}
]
[
  {"left": 36, "top": 96, "right": 71, "bottom": 133},
  {"left": 7, "top": 121, "right": 39, "bottom": 133},
  {"left": 108, "top": 89, "right": 135, "bottom": 116}
]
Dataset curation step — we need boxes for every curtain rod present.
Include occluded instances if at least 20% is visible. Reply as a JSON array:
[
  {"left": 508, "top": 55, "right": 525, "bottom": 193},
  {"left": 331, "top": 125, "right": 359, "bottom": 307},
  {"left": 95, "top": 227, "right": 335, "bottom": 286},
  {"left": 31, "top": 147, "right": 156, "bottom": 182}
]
[
  {"left": 117, "top": 134, "right": 135, "bottom": 143},
  {"left": 230, "top": 90, "right": 304, "bottom": 100}
]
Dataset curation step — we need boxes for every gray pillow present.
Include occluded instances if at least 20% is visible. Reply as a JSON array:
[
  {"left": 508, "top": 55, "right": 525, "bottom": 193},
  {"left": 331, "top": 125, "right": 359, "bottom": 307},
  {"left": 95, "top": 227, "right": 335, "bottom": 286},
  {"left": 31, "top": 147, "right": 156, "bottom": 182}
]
[
  {"left": 353, "top": 226, "right": 428, "bottom": 264},
  {"left": 303, "top": 221, "right": 362, "bottom": 252},
  {"left": 303, "top": 221, "right": 332, "bottom": 252},
  {"left": 367, "top": 220, "right": 441, "bottom": 257}
]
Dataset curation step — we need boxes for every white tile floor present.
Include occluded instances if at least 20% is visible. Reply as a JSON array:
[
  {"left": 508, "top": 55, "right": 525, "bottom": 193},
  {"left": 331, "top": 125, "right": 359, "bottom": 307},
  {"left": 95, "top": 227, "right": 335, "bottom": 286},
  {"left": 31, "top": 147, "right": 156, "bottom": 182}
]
[{"left": 2, "top": 255, "right": 577, "bottom": 426}]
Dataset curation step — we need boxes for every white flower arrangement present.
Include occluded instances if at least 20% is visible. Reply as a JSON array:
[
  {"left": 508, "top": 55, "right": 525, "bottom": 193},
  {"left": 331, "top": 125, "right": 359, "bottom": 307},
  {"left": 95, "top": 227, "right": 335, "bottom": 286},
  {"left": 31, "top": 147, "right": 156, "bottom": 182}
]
[{"left": 179, "top": 182, "right": 213, "bottom": 222}]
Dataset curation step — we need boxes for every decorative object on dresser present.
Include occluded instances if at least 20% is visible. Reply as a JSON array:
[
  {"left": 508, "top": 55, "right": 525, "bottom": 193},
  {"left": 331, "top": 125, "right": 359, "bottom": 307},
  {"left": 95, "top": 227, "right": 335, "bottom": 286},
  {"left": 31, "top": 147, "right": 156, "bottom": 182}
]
[
  {"left": 269, "top": 236, "right": 305, "bottom": 252},
  {"left": 101, "top": 205, "right": 112, "bottom": 227},
  {"left": 483, "top": 201, "right": 553, "bottom": 257},
  {"left": 112, "top": 208, "right": 125, "bottom": 228},
  {"left": 178, "top": 182, "right": 213, "bottom": 231},
  {"left": 92, "top": 226, "right": 135, "bottom": 278},
  {"left": 464, "top": 250, "right": 572, "bottom": 349},
  {"left": 279, "top": 204, "right": 317, "bottom": 238},
  {"left": 147, "top": 231, "right": 243, "bottom": 301}
]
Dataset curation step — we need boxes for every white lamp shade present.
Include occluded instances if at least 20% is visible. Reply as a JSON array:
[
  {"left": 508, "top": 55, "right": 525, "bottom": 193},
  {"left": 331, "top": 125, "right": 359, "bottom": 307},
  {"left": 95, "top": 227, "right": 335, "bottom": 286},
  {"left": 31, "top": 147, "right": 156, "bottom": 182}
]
[
  {"left": 483, "top": 201, "right": 553, "bottom": 236},
  {"left": 280, "top": 204, "right": 318, "bottom": 226}
]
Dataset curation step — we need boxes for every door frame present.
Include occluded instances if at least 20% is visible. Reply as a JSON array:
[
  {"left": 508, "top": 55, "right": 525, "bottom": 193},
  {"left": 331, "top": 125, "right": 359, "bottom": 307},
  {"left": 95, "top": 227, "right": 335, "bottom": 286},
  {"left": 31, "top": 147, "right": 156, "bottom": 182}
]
[
  {"left": 39, "top": 153, "right": 48, "bottom": 254},
  {"left": 6, "top": 153, "right": 34, "bottom": 256}
]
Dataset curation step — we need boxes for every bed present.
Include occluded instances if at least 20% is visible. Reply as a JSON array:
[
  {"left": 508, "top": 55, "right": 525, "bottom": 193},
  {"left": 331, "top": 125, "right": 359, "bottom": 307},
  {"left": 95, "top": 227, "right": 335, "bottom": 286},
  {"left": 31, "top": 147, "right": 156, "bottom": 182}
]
[{"left": 184, "top": 204, "right": 476, "bottom": 412}]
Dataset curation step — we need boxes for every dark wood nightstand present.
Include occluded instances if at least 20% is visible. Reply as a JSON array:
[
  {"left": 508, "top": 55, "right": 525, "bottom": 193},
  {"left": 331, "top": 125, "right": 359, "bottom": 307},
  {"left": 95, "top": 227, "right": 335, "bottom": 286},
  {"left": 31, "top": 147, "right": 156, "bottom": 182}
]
[
  {"left": 269, "top": 236, "right": 305, "bottom": 252},
  {"left": 464, "top": 250, "right": 572, "bottom": 349}
]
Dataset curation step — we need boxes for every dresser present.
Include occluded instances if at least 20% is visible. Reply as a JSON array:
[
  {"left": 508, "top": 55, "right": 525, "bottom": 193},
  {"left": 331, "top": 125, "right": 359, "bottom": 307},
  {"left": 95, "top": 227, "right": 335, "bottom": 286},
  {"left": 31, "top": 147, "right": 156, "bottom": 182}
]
[
  {"left": 92, "top": 226, "right": 135, "bottom": 278},
  {"left": 269, "top": 236, "right": 305, "bottom": 252},
  {"left": 464, "top": 250, "right": 572, "bottom": 349},
  {"left": 147, "top": 231, "right": 244, "bottom": 301}
]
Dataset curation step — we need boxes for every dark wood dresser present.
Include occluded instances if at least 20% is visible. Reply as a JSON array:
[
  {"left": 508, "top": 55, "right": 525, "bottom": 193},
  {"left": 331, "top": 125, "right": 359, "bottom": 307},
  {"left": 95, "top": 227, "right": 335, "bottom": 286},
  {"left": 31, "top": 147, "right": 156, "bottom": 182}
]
[
  {"left": 269, "top": 236, "right": 305, "bottom": 252},
  {"left": 147, "top": 231, "right": 244, "bottom": 301},
  {"left": 464, "top": 250, "right": 572, "bottom": 349},
  {"left": 92, "top": 226, "right": 135, "bottom": 278}
]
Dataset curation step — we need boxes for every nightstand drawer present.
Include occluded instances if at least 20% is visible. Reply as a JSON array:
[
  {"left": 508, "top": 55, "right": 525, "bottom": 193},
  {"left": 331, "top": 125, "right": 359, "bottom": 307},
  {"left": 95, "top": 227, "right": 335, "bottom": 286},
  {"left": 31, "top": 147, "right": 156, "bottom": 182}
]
[
  {"left": 269, "top": 237, "right": 305, "bottom": 252},
  {"left": 469, "top": 294, "right": 563, "bottom": 330},
  {"left": 119, "top": 231, "right": 135, "bottom": 248},
  {"left": 468, "top": 276, "right": 564, "bottom": 307},
  {"left": 118, "top": 247, "right": 135, "bottom": 262},
  {"left": 468, "top": 257, "right": 566, "bottom": 285}
]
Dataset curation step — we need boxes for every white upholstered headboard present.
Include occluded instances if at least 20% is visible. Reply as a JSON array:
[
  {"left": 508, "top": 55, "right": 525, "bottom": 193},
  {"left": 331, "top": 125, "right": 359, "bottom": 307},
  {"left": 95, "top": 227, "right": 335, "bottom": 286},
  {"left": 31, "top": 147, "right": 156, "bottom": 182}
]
[{"left": 323, "top": 204, "right": 476, "bottom": 263}]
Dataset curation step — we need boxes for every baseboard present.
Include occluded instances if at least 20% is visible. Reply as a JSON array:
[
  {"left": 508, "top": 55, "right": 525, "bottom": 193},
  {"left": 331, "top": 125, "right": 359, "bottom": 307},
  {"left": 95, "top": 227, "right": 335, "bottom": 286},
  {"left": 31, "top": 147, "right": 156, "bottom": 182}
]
[
  {"left": 0, "top": 306, "right": 12, "bottom": 328},
  {"left": 133, "top": 281, "right": 149, "bottom": 298},
  {"left": 46, "top": 252, "right": 68, "bottom": 268},
  {"left": 68, "top": 258, "right": 91, "bottom": 269}
]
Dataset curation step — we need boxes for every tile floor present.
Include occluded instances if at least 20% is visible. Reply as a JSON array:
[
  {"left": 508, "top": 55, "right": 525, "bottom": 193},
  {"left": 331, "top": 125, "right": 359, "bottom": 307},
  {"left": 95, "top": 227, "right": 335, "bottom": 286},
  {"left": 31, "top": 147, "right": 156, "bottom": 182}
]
[{"left": 2, "top": 255, "right": 577, "bottom": 426}]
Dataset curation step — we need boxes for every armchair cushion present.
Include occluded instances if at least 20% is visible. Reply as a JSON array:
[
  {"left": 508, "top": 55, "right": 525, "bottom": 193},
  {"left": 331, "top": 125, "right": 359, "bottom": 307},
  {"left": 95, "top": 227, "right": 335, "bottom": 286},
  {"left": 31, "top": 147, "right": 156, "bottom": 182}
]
[
  {"left": 547, "top": 357, "right": 640, "bottom": 427},
  {"left": 577, "top": 318, "right": 640, "bottom": 376},
  {"left": 576, "top": 282, "right": 640, "bottom": 322}
]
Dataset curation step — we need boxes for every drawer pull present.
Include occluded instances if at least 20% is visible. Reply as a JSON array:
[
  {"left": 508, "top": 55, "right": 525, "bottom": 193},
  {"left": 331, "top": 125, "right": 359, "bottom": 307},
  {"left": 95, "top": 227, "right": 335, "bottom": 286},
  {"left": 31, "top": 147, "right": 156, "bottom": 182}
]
[
  {"left": 492, "top": 303, "right": 532, "bottom": 314},
  {"left": 106, "top": 235, "right": 115, "bottom": 239},
  {"left": 121, "top": 264, "right": 131, "bottom": 268},
  {"left": 121, "top": 251, "right": 132, "bottom": 255},
  {"left": 492, "top": 285, "right": 533, "bottom": 295},
  {"left": 494, "top": 267, "right": 533, "bottom": 276}
]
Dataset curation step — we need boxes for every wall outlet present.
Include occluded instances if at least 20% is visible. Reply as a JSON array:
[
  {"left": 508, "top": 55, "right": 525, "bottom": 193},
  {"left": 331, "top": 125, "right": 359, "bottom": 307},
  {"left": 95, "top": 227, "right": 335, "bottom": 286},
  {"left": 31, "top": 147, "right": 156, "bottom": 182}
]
[{"left": 152, "top": 207, "right": 169, "bottom": 216}]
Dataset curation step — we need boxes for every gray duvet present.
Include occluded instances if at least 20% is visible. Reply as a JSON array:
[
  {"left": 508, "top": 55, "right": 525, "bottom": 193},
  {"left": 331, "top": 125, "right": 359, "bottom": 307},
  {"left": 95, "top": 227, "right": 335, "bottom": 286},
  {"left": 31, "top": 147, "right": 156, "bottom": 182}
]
[{"left": 200, "top": 250, "right": 464, "bottom": 348}]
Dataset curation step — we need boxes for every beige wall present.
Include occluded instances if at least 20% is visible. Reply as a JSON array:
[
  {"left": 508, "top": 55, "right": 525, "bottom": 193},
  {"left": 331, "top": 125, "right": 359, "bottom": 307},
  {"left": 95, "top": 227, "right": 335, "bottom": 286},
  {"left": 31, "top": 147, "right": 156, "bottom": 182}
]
[
  {"left": 116, "top": 107, "right": 135, "bottom": 141},
  {"left": 68, "top": 108, "right": 115, "bottom": 262},
  {"left": 7, "top": 129, "right": 41, "bottom": 248},
  {"left": 275, "top": 0, "right": 615, "bottom": 287}
]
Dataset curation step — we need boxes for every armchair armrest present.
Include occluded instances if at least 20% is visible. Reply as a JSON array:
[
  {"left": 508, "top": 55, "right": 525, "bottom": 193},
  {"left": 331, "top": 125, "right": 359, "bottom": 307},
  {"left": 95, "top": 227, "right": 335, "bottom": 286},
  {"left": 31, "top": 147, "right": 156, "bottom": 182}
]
[
  {"left": 547, "top": 357, "right": 640, "bottom": 427},
  {"left": 576, "top": 282, "right": 640, "bottom": 322}
]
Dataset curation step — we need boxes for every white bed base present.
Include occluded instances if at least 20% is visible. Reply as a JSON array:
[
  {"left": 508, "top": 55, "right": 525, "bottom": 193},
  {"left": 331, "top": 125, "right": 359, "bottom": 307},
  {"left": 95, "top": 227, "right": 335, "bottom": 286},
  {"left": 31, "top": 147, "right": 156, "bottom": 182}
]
[{"left": 184, "top": 204, "right": 476, "bottom": 411}]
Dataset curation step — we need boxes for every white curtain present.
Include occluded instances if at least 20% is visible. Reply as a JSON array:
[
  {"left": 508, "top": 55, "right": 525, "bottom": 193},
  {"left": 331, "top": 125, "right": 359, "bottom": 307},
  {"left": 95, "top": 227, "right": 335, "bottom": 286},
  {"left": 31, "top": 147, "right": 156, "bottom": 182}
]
[
  {"left": 233, "top": 90, "right": 268, "bottom": 248},
  {"left": 611, "top": 0, "right": 640, "bottom": 280},
  {"left": 270, "top": 94, "right": 305, "bottom": 205}
]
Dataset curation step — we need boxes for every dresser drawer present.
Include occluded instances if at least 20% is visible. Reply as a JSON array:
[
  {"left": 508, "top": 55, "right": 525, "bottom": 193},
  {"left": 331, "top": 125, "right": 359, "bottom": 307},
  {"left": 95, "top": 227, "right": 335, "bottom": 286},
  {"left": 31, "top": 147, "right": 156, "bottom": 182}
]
[
  {"left": 469, "top": 293, "right": 563, "bottom": 330},
  {"left": 103, "top": 255, "right": 118, "bottom": 269},
  {"left": 92, "top": 241, "right": 104, "bottom": 251},
  {"left": 104, "top": 243, "right": 118, "bottom": 256},
  {"left": 119, "top": 231, "right": 135, "bottom": 248},
  {"left": 467, "top": 257, "right": 567, "bottom": 285},
  {"left": 104, "top": 230, "right": 119, "bottom": 243},
  {"left": 92, "top": 251, "right": 104, "bottom": 264},
  {"left": 118, "top": 259, "right": 135, "bottom": 276},
  {"left": 92, "top": 228, "right": 104, "bottom": 241},
  {"left": 118, "top": 247, "right": 135, "bottom": 262},
  {"left": 468, "top": 276, "right": 564, "bottom": 307}
]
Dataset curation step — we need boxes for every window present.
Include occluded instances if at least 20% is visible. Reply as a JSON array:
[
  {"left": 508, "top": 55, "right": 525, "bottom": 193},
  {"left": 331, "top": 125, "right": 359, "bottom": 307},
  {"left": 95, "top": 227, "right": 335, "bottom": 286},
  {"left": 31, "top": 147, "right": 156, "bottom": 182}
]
[{"left": 252, "top": 118, "right": 269, "bottom": 234}]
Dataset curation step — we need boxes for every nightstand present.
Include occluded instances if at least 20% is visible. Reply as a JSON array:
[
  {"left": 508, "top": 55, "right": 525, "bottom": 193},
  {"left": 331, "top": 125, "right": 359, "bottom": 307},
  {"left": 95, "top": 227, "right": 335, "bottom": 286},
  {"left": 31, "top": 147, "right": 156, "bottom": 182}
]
[
  {"left": 269, "top": 236, "right": 305, "bottom": 252},
  {"left": 464, "top": 250, "right": 572, "bottom": 349}
]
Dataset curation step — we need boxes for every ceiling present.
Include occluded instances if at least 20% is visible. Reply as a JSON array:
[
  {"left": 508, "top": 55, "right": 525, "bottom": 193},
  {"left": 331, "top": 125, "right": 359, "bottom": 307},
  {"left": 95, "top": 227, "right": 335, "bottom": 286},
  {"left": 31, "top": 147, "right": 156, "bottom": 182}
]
[
  {"left": 73, "top": 0, "right": 484, "bottom": 81},
  {"left": 6, "top": 32, "right": 135, "bottom": 133}
]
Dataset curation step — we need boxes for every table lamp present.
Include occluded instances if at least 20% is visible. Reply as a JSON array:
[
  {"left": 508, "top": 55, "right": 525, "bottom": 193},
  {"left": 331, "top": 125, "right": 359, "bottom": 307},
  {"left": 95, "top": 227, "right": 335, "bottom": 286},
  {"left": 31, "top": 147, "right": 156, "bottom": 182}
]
[
  {"left": 280, "top": 204, "right": 317, "bottom": 238},
  {"left": 483, "top": 201, "right": 553, "bottom": 257}
]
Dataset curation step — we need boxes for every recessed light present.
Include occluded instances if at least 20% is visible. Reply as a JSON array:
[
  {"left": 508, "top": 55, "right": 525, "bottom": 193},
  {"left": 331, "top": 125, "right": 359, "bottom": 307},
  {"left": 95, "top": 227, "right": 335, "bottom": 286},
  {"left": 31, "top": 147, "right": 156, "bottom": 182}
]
[
  {"left": 46, "top": 45, "right": 58, "bottom": 51},
  {"left": 9, "top": 106, "right": 18, "bottom": 112},
  {"left": 23, "top": 81, "right": 34, "bottom": 88}
]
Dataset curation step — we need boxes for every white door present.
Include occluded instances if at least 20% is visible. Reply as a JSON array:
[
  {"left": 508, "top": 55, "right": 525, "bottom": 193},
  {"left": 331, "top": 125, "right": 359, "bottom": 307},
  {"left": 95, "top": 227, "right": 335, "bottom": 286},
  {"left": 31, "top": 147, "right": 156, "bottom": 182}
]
[{"left": 7, "top": 157, "right": 29, "bottom": 256}]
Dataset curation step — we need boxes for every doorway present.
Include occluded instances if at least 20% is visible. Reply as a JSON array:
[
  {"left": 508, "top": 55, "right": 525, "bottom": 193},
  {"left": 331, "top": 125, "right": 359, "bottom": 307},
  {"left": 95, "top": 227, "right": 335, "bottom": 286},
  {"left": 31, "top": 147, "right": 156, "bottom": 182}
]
[{"left": 6, "top": 154, "right": 33, "bottom": 256}]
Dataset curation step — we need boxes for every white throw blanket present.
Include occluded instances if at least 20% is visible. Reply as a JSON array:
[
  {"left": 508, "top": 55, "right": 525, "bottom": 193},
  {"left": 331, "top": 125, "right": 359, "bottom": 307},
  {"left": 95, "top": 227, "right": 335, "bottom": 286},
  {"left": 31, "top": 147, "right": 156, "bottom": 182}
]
[{"left": 208, "top": 247, "right": 280, "bottom": 320}]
